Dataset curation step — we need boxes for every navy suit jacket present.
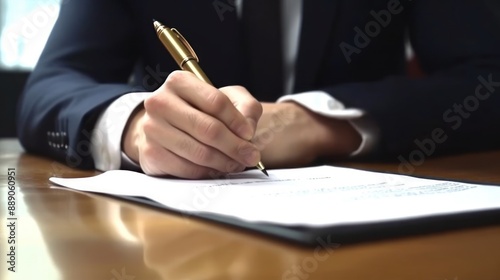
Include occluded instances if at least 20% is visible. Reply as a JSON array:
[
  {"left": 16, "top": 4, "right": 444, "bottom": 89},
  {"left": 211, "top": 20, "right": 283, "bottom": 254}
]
[{"left": 17, "top": 0, "right": 500, "bottom": 169}]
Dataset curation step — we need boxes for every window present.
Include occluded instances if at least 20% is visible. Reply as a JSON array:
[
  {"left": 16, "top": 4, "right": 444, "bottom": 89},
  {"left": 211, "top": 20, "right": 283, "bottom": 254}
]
[{"left": 0, "top": 0, "right": 61, "bottom": 70}]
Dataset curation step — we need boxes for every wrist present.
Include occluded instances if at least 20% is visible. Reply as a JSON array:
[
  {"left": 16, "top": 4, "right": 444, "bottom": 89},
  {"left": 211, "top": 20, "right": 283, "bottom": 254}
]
[
  {"left": 288, "top": 102, "right": 362, "bottom": 158},
  {"left": 315, "top": 116, "right": 362, "bottom": 158},
  {"left": 122, "top": 104, "right": 146, "bottom": 164}
]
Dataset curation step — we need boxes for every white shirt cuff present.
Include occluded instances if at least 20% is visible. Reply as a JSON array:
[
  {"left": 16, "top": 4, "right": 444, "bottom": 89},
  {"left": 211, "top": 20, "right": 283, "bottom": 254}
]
[
  {"left": 277, "top": 91, "right": 379, "bottom": 156},
  {"left": 91, "top": 92, "right": 153, "bottom": 171}
]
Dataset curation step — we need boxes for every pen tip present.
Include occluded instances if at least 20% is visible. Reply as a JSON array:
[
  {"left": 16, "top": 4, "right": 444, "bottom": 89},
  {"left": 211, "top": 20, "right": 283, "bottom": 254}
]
[
  {"left": 262, "top": 169, "right": 269, "bottom": 177},
  {"left": 152, "top": 18, "right": 156, "bottom": 22},
  {"left": 255, "top": 161, "right": 268, "bottom": 177},
  {"left": 152, "top": 19, "right": 162, "bottom": 30}
]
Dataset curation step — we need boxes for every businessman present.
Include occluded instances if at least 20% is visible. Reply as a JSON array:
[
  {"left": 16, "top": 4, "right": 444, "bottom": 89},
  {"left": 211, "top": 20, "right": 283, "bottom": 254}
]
[{"left": 17, "top": 0, "right": 500, "bottom": 178}]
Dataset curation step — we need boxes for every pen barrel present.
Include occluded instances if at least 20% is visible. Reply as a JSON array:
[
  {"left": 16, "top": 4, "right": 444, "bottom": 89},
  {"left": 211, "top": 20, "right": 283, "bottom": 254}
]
[
  {"left": 157, "top": 27, "right": 195, "bottom": 68},
  {"left": 184, "top": 60, "right": 212, "bottom": 85}
]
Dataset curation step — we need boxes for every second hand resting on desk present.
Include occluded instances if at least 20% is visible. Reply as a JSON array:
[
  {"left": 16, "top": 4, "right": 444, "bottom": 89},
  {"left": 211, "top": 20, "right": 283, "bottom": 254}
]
[{"left": 152, "top": 19, "right": 268, "bottom": 176}]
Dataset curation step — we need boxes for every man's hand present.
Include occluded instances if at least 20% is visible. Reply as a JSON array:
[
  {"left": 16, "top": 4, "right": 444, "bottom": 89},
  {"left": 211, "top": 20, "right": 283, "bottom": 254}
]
[
  {"left": 122, "top": 71, "right": 262, "bottom": 179},
  {"left": 252, "top": 102, "right": 362, "bottom": 168}
]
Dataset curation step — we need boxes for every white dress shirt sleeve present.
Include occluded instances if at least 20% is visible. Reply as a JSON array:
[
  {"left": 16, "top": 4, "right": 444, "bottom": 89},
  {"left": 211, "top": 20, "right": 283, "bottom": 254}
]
[
  {"left": 277, "top": 91, "right": 380, "bottom": 156},
  {"left": 91, "top": 92, "right": 153, "bottom": 171},
  {"left": 276, "top": 0, "right": 380, "bottom": 157}
]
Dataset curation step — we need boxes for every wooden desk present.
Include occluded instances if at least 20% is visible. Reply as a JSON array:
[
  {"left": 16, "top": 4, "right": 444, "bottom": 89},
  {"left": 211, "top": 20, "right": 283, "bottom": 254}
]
[{"left": 1, "top": 138, "right": 499, "bottom": 280}]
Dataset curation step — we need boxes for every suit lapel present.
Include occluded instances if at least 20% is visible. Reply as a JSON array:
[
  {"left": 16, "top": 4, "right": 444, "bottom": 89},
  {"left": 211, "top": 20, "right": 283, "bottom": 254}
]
[{"left": 295, "top": 0, "right": 339, "bottom": 92}]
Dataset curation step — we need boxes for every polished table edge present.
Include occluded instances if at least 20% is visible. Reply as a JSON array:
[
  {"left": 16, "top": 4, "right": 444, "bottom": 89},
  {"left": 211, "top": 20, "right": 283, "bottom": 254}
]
[{"left": 3, "top": 137, "right": 500, "bottom": 184}]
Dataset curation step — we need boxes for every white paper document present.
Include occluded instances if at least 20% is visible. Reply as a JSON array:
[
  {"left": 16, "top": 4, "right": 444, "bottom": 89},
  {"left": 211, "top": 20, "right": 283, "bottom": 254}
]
[{"left": 49, "top": 166, "right": 500, "bottom": 227}]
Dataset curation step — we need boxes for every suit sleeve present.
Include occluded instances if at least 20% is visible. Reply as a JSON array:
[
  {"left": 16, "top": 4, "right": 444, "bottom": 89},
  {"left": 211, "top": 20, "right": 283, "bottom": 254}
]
[
  {"left": 16, "top": 0, "right": 143, "bottom": 169},
  {"left": 322, "top": 0, "right": 500, "bottom": 159}
]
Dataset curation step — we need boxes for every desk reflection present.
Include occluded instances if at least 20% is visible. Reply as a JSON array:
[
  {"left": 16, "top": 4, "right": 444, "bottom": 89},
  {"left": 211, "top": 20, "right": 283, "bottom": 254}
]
[
  {"left": 132, "top": 211, "right": 298, "bottom": 279},
  {"left": 23, "top": 185, "right": 302, "bottom": 279},
  {"left": 16, "top": 152, "right": 500, "bottom": 280},
  {"left": 22, "top": 188, "right": 160, "bottom": 280}
]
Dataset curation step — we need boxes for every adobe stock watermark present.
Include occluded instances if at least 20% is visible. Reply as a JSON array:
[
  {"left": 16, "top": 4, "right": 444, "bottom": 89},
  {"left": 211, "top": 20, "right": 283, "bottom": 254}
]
[
  {"left": 212, "top": 0, "right": 237, "bottom": 21},
  {"left": 282, "top": 235, "right": 340, "bottom": 280},
  {"left": 6, "top": 168, "right": 18, "bottom": 273},
  {"left": 3, "top": 0, "right": 70, "bottom": 51},
  {"left": 110, "top": 267, "right": 135, "bottom": 280},
  {"left": 340, "top": 0, "right": 412, "bottom": 64},
  {"left": 142, "top": 64, "right": 169, "bottom": 91},
  {"left": 398, "top": 74, "right": 500, "bottom": 175}
]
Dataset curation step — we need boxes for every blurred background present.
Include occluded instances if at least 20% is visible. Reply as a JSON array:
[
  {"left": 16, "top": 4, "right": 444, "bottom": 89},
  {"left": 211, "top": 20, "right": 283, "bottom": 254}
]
[
  {"left": 0, "top": 0, "right": 422, "bottom": 139},
  {"left": 0, "top": 0, "right": 60, "bottom": 137}
]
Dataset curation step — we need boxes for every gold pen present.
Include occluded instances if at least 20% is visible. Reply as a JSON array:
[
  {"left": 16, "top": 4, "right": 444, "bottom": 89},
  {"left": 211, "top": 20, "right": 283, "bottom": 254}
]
[{"left": 152, "top": 20, "right": 268, "bottom": 177}]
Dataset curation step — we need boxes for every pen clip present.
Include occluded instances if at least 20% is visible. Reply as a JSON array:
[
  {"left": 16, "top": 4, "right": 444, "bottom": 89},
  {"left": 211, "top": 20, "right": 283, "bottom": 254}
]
[{"left": 171, "top": 28, "right": 199, "bottom": 63}]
